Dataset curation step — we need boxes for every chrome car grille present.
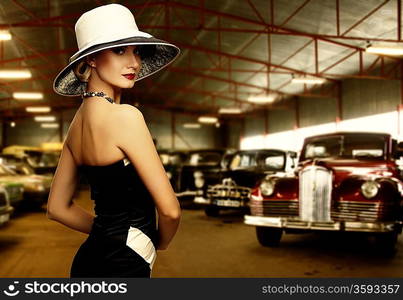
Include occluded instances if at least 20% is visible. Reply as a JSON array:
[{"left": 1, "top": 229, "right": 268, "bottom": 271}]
[
  {"left": 331, "top": 201, "right": 396, "bottom": 222},
  {"left": 299, "top": 166, "right": 332, "bottom": 222},
  {"left": 249, "top": 199, "right": 299, "bottom": 217},
  {"left": 207, "top": 182, "right": 251, "bottom": 201}
]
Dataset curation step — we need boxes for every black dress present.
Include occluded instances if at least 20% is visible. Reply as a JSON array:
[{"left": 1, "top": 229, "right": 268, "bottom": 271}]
[{"left": 70, "top": 158, "right": 158, "bottom": 278}]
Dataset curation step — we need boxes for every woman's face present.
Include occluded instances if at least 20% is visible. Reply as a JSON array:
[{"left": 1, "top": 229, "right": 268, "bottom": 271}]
[{"left": 88, "top": 45, "right": 142, "bottom": 89}]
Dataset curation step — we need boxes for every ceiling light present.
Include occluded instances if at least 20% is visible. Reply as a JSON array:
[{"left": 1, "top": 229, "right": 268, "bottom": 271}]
[
  {"left": 291, "top": 77, "right": 325, "bottom": 84},
  {"left": 34, "top": 116, "right": 56, "bottom": 122},
  {"left": 247, "top": 95, "right": 275, "bottom": 104},
  {"left": 41, "top": 123, "right": 59, "bottom": 129},
  {"left": 183, "top": 123, "right": 201, "bottom": 129},
  {"left": 366, "top": 46, "right": 403, "bottom": 56},
  {"left": 10, "top": 122, "right": 15, "bottom": 127},
  {"left": 26, "top": 106, "right": 51, "bottom": 113},
  {"left": 0, "top": 30, "right": 11, "bottom": 41},
  {"left": 13, "top": 92, "right": 43, "bottom": 100},
  {"left": 218, "top": 107, "right": 242, "bottom": 114},
  {"left": 0, "top": 70, "right": 31, "bottom": 79},
  {"left": 198, "top": 116, "right": 218, "bottom": 124}
]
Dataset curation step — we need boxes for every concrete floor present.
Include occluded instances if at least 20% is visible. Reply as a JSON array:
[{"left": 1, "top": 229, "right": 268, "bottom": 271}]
[{"left": 0, "top": 188, "right": 402, "bottom": 278}]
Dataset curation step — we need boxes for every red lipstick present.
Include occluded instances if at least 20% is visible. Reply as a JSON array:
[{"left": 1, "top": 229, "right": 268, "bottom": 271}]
[{"left": 123, "top": 73, "right": 136, "bottom": 80}]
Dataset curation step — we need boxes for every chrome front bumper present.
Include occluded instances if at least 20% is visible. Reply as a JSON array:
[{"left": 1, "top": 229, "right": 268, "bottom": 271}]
[
  {"left": 194, "top": 196, "right": 211, "bottom": 204},
  {"left": 244, "top": 215, "right": 402, "bottom": 233},
  {"left": 176, "top": 189, "right": 204, "bottom": 198},
  {"left": 0, "top": 206, "right": 14, "bottom": 225}
]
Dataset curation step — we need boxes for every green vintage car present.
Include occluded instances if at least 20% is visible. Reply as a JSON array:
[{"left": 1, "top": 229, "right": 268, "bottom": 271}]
[
  {"left": 0, "top": 174, "right": 24, "bottom": 209},
  {"left": 0, "top": 163, "right": 50, "bottom": 208},
  {"left": 0, "top": 184, "right": 14, "bottom": 226}
]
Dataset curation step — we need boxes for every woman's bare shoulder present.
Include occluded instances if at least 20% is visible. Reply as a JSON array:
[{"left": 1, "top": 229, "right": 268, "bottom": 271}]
[{"left": 113, "top": 104, "right": 144, "bottom": 120}]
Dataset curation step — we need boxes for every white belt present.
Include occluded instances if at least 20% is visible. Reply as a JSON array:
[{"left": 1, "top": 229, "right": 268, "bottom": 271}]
[{"left": 126, "top": 226, "right": 157, "bottom": 270}]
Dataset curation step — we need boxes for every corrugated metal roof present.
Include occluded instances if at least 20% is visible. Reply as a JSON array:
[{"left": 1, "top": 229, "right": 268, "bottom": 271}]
[{"left": 0, "top": 0, "right": 401, "bottom": 119}]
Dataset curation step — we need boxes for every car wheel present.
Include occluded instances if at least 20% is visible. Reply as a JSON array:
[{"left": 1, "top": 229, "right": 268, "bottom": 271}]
[
  {"left": 256, "top": 226, "right": 283, "bottom": 247},
  {"left": 205, "top": 206, "right": 219, "bottom": 217},
  {"left": 374, "top": 231, "right": 398, "bottom": 257}
]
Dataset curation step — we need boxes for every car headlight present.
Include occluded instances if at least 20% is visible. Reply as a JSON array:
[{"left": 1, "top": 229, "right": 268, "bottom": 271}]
[
  {"left": 194, "top": 171, "right": 204, "bottom": 188},
  {"left": 260, "top": 180, "right": 275, "bottom": 196},
  {"left": 25, "top": 183, "right": 45, "bottom": 192},
  {"left": 36, "top": 184, "right": 45, "bottom": 192},
  {"left": 195, "top": 178, "right": 205, "bottom": 188},
  {"left": 361, "top": 180, "right": 379, "bottom": 199},
  {"left": 166, "top": 171, "right": 172, "bottom": 179}
]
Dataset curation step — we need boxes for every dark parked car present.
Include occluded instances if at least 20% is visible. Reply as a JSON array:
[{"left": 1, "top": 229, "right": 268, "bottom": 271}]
[
  {"left": 158, "top": 150, "right": 189, "bottom": 193},
  {"left": 24, "top": 150, "right": 60, "bottom": 175},
  {"left": 0, "top": 162, "right": 51, "bottom": 208},
  {"left": 174, "top": 149, "right": 228, "bottom": 203},
  {"left": 0, "top": 154, "right": 39, "bottom": 176},
  {"left": 200, "top": 149, "right": 297, "bottom": 216},
  {"left": 0, "top": 184, "right": 14, "bottom": 226},
  {"left": 244, "top": 132, "right": 403, "bottom": 256}
]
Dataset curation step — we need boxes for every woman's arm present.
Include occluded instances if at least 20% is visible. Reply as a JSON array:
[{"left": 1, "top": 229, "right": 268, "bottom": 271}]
[
  {"left": 116, "top": 105, "right": 181, "bottom": 250},
  {"left": 47, "top": 143, "right": 94, "bottom": 234}
]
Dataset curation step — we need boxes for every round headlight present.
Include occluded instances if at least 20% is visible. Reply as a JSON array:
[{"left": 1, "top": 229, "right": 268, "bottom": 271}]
[
  {"left": 193, "top": 171, "right": 203, "bottom": 178},
  {"left": 260, "top": 180, "right": 275, "bottom": 196},
  {"left": 195, "top": 178, "right": 205, "bottom": 188},
  {"left": 361, "top": 180, "right": 379, "bottom": 199}
]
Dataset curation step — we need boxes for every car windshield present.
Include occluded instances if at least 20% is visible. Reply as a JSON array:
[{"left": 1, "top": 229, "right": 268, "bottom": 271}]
[
  {"left": 257, "top": 152, "right": 285, "bottom": 170},
  {"left": 188, "top": 152, "right": 221, "bottom": 166},
  {"left": 26, "top": 151, "right": 59, "bottom": 167},
  {"left": 303, "top": 135, "right": 386, "bottom": 160},
  {"left": 230, "top": 152, "right": 285, "bottom": 170}
]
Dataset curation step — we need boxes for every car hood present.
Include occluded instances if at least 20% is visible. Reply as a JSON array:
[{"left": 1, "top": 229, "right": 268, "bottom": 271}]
[
  {"left": 0, "top": 175, "right": 50, "bottom": 186},
  {"left": 299, "top": 158, "right": 393, "bottom": 178},
  {"left": 219, "top": 168, "right": 276, "bottom": 187}
]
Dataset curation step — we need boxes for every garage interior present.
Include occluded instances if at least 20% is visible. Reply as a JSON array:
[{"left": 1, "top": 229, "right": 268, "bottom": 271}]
[{"left": 0, "top": 0, "right": 403, "bottom": 277}]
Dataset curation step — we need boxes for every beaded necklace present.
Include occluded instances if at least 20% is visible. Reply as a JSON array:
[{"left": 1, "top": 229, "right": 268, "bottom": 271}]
[{"left": 81, "top": 91, "right": 115, "bottom": 104}]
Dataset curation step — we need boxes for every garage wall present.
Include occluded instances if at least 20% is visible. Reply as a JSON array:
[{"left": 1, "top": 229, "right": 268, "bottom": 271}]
[
  {"left": 268, "top": 109, "right": 296, "bottom": 133},
  {"left": 0, "top": 109, "right": 76, "bottom": 149},
  {"left": 226, "top": 119, "right": 243, "bottom": 149},
  {"left": 242, "top": 77, "right": 402, "bottom": 138},
  {"left": 142, "top": 107, "right": 218, "bottom": 150},
  {"left": 342, "top": 79, "right": 400, "bottom": 120},
  {"left": 299, "top": 96, "right": 337, "bottom": 127},
  {"left": 142, "top": 108, "right": 172, "bottom": 149},
  {"left": 244, "top": 115, "right": 265, "bottom": 136},
  {"left": 5, "top": 118, "right": 61, "bottom": 147},
  {"left": 1, "top": 106, "right": 219, "bottom": 150},
  {"left": 3, "top": 79, "right": 401, "bottom": 150}
]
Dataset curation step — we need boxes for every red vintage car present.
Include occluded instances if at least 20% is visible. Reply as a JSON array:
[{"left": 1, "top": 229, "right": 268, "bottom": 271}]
[{"left": 244, "top": 132, "right": 403, "bottom": 255}]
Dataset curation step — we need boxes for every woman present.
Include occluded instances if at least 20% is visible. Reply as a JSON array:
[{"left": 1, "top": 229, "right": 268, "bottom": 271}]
[{"left": 47, "top": 4, "right": 181, "bottom": 278}]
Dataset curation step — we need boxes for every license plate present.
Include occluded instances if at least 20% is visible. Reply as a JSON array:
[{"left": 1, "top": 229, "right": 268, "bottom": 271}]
[{"left": 216, "top": 199, "right": 241, "bottom": 207}]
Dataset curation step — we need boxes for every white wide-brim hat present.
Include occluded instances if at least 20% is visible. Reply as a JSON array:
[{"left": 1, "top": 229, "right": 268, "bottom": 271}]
[{"left": 53, "top": 3, "right": 180, "bottom": 96}]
